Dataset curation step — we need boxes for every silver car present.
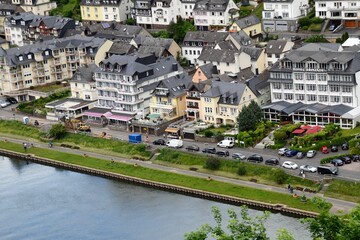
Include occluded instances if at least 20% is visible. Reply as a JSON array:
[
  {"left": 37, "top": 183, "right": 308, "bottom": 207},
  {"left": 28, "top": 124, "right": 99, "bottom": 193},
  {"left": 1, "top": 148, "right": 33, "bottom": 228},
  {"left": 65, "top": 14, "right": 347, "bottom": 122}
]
[
  {"left": 232, "top": 153, "right": 246, "bottom": 160},
  {"left": 300, "top": 165, "right": 317, "bottom": 173},
  {"left": 0, "top": 99, "right": 11, "bottom": 108},
  {"left": 307, "top": 150, "right": 317, "bottom": 158}
]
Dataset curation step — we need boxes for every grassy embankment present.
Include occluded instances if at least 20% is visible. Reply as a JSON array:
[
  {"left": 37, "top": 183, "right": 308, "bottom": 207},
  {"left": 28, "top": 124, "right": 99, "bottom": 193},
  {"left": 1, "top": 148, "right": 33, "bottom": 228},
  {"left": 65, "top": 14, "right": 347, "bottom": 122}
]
[{"left": 0, "top": 140, "right": 324, "bottom": 213}]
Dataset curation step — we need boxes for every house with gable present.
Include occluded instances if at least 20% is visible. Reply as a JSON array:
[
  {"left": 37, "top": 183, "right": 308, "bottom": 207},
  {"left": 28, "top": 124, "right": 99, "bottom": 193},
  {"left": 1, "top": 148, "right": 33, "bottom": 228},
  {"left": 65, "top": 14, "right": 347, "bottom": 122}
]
[
  {"left": 265, "top": 39, "right": 294, "bottom": 66},
  {"left": 192, "top": 63, "right": 218, "bottom": 83},
  {"left": 229, "top": 15, "right": 262, "bottom": 40},
  {"left": 185, "top": 80, "right": 211, "bottom": 120},
  {"left": 70, "top": 64, "right": 98, "bottom": 101}
]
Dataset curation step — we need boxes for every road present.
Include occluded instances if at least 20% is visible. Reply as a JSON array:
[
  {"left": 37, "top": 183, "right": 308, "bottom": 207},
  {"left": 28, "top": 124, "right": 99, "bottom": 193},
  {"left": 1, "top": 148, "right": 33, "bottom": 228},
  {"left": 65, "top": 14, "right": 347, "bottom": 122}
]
[{"left": 0, "top": 105, "right": 359, "bottom": 183}]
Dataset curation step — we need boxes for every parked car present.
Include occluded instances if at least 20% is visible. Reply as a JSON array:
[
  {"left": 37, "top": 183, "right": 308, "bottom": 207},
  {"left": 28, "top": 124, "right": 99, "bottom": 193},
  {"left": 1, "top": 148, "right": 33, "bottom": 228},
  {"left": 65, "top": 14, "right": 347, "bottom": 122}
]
[
  {"left": 331, "top": 145, "right": 338, "bottom": 152},
  {"left": 291, "top": 35, "right": 301, "bottom": 42},
  {"left": 340, "top": 156, "right": 352, "bottom": 164},
  {"left": 317, "top": 165, "right": 338, "bottom": 175},
  {"left": 284, "top": 150, "right": 298, "bottom": 157},
  {"left": 247, "top": 154, "right": 263, "bottom": 163},
  {"left": 265, "top": 158, "right": 279, "bottom": 166},
  {"left": 300, "top": 165, "right": 317, "bottom": 173},
  {"left": 217, "top": 140, "right": 234, "bottom": 148},
  {"left": 330, "top": 158, "right": 344, "bottom": 166},
  {"left": 282, "top": 161, "right": 298, "bottom": 169},
  {"left": 153, "top": 139, "right": 166, "bottom": 145},
  {"left": 166, "top": 139, "right": 183, "bottom": 148},
  {"left": 202, "top": 147, "right": 217, "bottom": 154},
  {"left": 0, "top": 99, "right": 11, "bottom": 108},
  {"left": 6, "top": 97, "right": 17, "bottom": 104},
  {"left": 342, "top": 142, "right": 349, "bottom": 150},
  {"left": 278, "top": 148, "right": 289, "bottom": 156},
  {"left": 185, "top": 144, "right": 200, "bottom": 152},
  {"left": 321, "top": 146, "right": 330, "bottom": 154},
  {"left": 351, "top": 155, "right": 360, "bottom": 162},
  {"left": 232, "top": 153, "right": 246, "bottom": 160},
  {"left": 307, "top": 150, "right": 317, "bottom": 158},
  {"left": 216, "top": 150, "right": 229, "bottom": 157},
  {"left": 296, "top": 152, "right": 306, "bottom": 159}
]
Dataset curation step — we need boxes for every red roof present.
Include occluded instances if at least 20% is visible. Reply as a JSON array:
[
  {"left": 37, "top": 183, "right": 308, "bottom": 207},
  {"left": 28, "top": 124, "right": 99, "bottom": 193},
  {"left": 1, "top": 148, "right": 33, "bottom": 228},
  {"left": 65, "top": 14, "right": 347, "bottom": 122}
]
[
  {"left": 300, "top": 125, "right": 312, "bottom": 130},
  {"left": 292, "top": 129, "right": 305, "bottom": 134},
  {"left": 306, "top": 129, "right": 321, "bottom": 135}
]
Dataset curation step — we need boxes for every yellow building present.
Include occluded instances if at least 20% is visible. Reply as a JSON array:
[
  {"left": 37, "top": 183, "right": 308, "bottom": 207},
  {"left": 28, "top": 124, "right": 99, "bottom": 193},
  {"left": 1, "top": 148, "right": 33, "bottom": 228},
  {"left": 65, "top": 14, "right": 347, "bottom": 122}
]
[
  {"left": 149, "top": 74, "right": 191, "bottom": 121},
  {"left": 0, "top": 35, "right": 113, "bottom": 96},
  {"left": 199, "top": 81, "right": 257, "bottom": 125},
  {"left": 80, "top": 0, "right": 133, "bottom": 23},
  {"left": 230, "top": 15, "right": 262, "bottom": 40}
]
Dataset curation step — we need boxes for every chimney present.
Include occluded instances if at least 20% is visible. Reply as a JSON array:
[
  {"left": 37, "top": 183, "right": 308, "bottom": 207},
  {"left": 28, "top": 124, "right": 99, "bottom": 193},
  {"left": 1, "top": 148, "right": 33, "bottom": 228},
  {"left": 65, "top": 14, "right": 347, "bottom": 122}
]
[{"left": 172, "top": 63, "right": 178, "bottom": 71}]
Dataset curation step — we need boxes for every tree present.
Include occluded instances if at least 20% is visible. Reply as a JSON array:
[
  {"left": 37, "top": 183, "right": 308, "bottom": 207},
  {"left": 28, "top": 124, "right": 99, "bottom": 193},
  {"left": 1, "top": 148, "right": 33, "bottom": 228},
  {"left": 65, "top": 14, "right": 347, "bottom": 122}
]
[
  {"left": 237, "top": 100, "right": 262, "bottom": 132},
  {"left": 168, "top": 17, "right": 196, "bottom": 43},
  {"left": 204, "top": 156, "right": 221, "bottom": 170},
  {"left": 49, "top": 123, "right": 67, "bottom": 139},
  {"left": 125, "top": 18, "right": 136, "bottom": 25}
]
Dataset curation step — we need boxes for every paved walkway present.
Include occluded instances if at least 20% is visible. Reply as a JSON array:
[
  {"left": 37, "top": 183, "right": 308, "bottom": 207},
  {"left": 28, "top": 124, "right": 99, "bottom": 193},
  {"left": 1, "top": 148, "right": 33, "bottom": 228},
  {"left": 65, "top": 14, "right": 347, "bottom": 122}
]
[{"left": 0, "top": 136, "right": 357, "bottom": 214}]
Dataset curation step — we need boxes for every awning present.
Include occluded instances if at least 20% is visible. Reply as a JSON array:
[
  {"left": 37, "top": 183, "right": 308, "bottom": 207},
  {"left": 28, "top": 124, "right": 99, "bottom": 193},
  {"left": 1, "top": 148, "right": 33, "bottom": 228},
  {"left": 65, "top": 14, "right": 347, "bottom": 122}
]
[
  {"left": 107, "top": 113, "right": 132, "bottom": 121},
  {"left": 103, "top": 112, "right": 112, "bottom": 118},
  {"left": 148, "top": 113, "right": 160, "bottom": 119},
  {"left": 165, "top": 127, "right": 179, "bottom": 133},
  {"left": 83, "top": 112, "right": 104, "bottom": 118},
  {"left": 292, "top": 129, "right": 305, "bottom": 134}
]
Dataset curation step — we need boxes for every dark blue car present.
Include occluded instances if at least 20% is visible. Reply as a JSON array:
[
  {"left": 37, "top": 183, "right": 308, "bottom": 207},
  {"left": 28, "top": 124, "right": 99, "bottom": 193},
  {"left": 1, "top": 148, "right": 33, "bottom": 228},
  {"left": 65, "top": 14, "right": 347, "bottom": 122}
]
[{"left": 284, "top": 150, "right": 298, "bottom": 157}]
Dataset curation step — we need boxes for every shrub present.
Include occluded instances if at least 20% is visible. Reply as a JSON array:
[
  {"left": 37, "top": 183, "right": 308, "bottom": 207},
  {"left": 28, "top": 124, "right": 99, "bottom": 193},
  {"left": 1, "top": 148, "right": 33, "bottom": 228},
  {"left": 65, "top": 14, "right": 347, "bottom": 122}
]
[
  {"left": 320, "top": 154, "right": 348, "bottom": 164},
  {"left": 311, "top": 17, "right": 324, "bottom": 24},
  {"left": 272, "top": 168, "right": 288, "bottom": 184},
  {"left": 204, "top": 130, "right": 214, "bottom": 138},
  {"left": 204, "top": 156, "right": 221, "bottom": 170},
  {"left": 49, "top": 123, "right": 67, "bottom": 139},
  {"left": 237, "top": 164, "right": 247, "bottom": 176},
  {"left": 298, "top": 16, "right": 311, "bottom": 27},
  {"left": 274, "top": 130, "right": 287, "bottom": 142}
]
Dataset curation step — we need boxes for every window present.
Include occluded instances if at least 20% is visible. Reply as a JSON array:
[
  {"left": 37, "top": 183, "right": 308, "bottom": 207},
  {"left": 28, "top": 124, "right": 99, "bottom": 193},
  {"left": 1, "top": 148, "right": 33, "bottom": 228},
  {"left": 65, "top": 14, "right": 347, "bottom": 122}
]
[
  {"left": 294, "top": 73, "right": 303, "bottom": 80},
  {"left": 184, "top": 50, "right": 188, "bottom": 54},
  {"left": 307, "top": 95, "right": 317, "bottom": 101},
  {"left": 23, "top": 64, "right": 30, "bottom": 68},
  {"left": 342, "top": 86, "right": 352, "bottom": 92},
  {"left": 306, "top": 73, "right": 315, "bottom": 80},
  {"left": 319, "top": 3, "right": 326, "bottom": 7},
  {"left": 272, "top": 82, "right": 281, "bottom": 89},
  {"left": 318, "top": 85, "right": 327, "bottom": 91},
  {"left": 331, "top": 96, "right": 340, "bottom": 102},
  {"left": 19, "top": 56, "right": 23, "bottom": 61},
  {"left": 85, "top": 95, "right": 91, "bottom": 100},
  {"left": 343, "top": 96, "right": 352, "bottom": 103},
  {"left": 319, "top": 95, "right": 328, "bottom": 102},
  {"left": 205, "top": 107, "right": 213, "bottom": 113},
  {"left": 284, "top": 83, "right": 292, "bottom": 89},
  {"left": 204, "top": 97, "right": 211, "bottom": 103},
  {"left": 284, "top": 93, "right": 293, "bottom": 100},
  {"left": 296, "top": 94, "right": 304, "bottom": 101},
  {"left": 318, "top": 74, "right": 327, "bottom": 81},
  {"left": 295, "top": 84, "right": 304, "bottom": 90},
  {"left": 330, "top": 85, "right": 340, "bottom": 92},
  {"left": 274, "top": 93, "right": 282, "bottom": 99},
  {"left": 306, "top": 84, "right": 316, "bottom": 91}
]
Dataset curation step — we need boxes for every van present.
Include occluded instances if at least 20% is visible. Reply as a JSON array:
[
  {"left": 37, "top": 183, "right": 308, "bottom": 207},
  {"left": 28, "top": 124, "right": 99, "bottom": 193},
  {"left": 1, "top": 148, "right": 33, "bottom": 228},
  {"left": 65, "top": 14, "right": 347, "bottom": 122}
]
[
  {"left": 217, "top": 140, "right": 234, "bottom": 148},
  {"left": 317, "top": 165, "right": 338, "bottom": 175},
  {"left": 166, "top": 139, "right": 183, "bottom": 148}
]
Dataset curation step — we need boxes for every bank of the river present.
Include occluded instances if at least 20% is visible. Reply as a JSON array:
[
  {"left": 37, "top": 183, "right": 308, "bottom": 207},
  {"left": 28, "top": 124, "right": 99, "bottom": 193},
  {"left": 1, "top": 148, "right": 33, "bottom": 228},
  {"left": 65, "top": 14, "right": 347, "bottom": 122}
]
[{"left": 0, "top": 140, "right": 323, "bottom": 216}]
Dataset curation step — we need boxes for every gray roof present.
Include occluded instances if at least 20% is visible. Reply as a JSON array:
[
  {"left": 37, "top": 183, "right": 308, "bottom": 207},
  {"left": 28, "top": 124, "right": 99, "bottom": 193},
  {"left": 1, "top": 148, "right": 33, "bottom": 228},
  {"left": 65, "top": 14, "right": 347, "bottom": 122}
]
[
  {"left": 198, "top": 48, "right": 238, "bottom": 63},
  {"left": 71, "top": 64, "right": 98, "bottom": 83},
  {"left": 296, "top": 43, "right": 342, "bottom": 52},
  {"left": 202, "top": 80, "right": 248, "bottom": 105},
  {"left": 241, "top": 46, "right": 263, "bottom": 60},
  {"left": 81, "top": 0, "right": 121, "bottom": 6},
  {"left": 140, "top": 36, "right": 173, "bottom": 50},
  {"left": 0, "top": 37, "right": 6, "bottom": 44},
  {"left": 194, "top": 0, "right": 230, "bottom": 12},
  {"left": 216, "top": 41, "right": 238, "bottom": 50},
  {"left": 46, "top": 98, "right": 95, "bottom": 109},
  {"left": 283, "top": 50, "right": 356, "bottom": 65},
  {"left": 7, "top": 12, "right": 35, "bottom": 22},
  {"left": 0, "top": 4, "right": 18, "bottom": 15},
  {"left": 234, "top": 15, "right": 261, "bottom": 29},
  {"left": 246, "top": 70, "right": 270, "bottom": 97},
  {"left": 0, "top": 35, "right": 107, "bottom": 67},
  {"left": 100, "top": 55, "right": 152, "bottom": 76},
  {"left": 261, "top": 101, "right": 292, "bottom": 111},
  {"left": 263, "top": 0, "right": 293, "bottom": 2},
  {"left": 29, "top": 16, "right": 74, "bottom": 30},
  {"left": 212, "top": 68, "right": 254, "bottom": 83},
  {"left": 85, "top": 22, "right": 148, "bottom": 39},
  {"left": 183, "top": 31, "right": 229, "bottom": 43},
  {"left": 228, "top": 31, "right": 254, "bottom": 46},
  {"left": 198, "top": 63, "right": 218, "bottom": 79},
  {"left": 153, "top": 74, "right": 192, "bottom": 98},
  {"left": 137, "top": 45, "right": 168, "bottom": 58},
  {"left": 108, "top": 41, "right": 135, "bottom": 55},
  {"left": 266, "top": 40, "right": 288, "bottom": 54}
]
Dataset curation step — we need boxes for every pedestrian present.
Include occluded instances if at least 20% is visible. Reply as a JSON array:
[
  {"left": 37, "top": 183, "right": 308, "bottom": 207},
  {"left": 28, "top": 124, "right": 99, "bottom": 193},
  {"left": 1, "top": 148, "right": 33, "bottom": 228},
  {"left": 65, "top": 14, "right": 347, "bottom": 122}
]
[
  {"left": 290, "top": 187, "right": 294, "bottom": 194},
  {"left": 23, "top": 142, "right": 27, "bottom": 152},
  {"left": 302, "top": 172, "right": 306, "bottom": 179},
  {"left": 288, "top": 184, "right": 291, "bottom": 191}
]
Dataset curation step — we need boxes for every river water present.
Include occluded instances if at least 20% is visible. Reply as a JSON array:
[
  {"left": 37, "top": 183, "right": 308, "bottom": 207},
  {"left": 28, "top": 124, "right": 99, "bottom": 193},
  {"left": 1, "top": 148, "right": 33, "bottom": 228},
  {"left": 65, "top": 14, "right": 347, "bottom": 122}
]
[{"left": 0, "top": 156, "right": 311, "bottom": 240}]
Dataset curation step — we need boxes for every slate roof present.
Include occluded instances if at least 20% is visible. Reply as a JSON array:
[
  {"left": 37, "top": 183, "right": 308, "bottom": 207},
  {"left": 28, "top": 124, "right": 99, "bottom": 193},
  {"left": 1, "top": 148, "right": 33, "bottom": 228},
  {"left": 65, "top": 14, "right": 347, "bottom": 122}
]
[
  {"left": 234, "top": 15, "right": 261, "bottom": 29},
  {"left": 71, "top": 64, "right": 98, "bottom": 83},
  {"left": 263, "top": 0, "right": 293, "bottom": 2},
  {"left": 266, "top": 40, "right": 288, "bottom": 54},
  {"left": 197, "top": 63, "right": 218, "bottom": 79},
  {"left": 194, "top": 0, "right": 231, "bottom": 12},
  {"left": 0, "top": 35, "right": 107, "bottom": 67},
  {"left": 137, "top": 45, "right": 168, "bottom": 58},
  {"left": 245, "top": 70, "right": 270, "bottom": 97},
  {"left": 296, "top": 43, "right": 342, "bottom": 52},
  {"left": 108, "top": 41, "right": 135, "bottom": 55},
  {"left": 85, "top": 22, "right": 147, "bottom": 38},
  {"left": 228, "top": 31, "right": 253, "bottom": 46},
  {"left": 202, "top": 80, "right": 248, "bottom": 105},
  {"left": 198, "top": 48, "right": 238, "bottom": 63},
  {"left": 140, "top": 36, "right": 173, "bottom": 50},
  {"left": 283, "top": 50, "right": 357, "bottom": 65},
  {"left": 29, "top": 16, "right": 74, "bottom": 30},
  {"left": 183, "top": 31, "right": 229, "bottom": 43},
  {"left": 212, "top": 68, "right": 254, "bottom": 83},
  {"left": 241, "top": 46, "right": 263, "bottom": 60},
  {"left": 153, "top": 73, "right": 192, "bottom": 98}
]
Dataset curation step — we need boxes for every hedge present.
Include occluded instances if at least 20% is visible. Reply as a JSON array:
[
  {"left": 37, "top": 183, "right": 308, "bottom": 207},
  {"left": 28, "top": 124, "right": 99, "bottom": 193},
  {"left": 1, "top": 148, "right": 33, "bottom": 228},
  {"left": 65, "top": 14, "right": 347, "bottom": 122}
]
[{"left": 320, "top": 154, "right": 349, "bottom": 164}]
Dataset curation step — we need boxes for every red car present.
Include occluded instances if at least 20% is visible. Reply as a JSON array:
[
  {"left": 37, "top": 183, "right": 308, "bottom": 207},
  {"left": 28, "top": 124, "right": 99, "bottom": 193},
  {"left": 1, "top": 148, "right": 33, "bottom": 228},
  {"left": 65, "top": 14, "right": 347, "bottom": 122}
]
[{"left": 321, "top": 146, "right": 330, "bottom": 154}]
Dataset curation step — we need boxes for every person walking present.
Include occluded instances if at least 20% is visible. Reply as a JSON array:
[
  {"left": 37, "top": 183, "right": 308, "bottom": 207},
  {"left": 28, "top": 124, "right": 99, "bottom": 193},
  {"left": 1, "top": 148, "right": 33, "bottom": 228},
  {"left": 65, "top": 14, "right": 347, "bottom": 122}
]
[{"left": 23, "top": 143, "right": 27, "bottom": 152}]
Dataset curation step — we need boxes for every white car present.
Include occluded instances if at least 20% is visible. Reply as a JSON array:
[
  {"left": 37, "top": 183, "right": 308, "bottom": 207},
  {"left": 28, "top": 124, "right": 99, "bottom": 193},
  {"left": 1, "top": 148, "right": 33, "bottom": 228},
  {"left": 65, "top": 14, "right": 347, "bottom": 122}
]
[
  {"left": 307, "top": 150, "right": 317, "bottom": 158},
  {"left": 217, "top": 140, "right": 234, "bottom": 148},
  {"left": 278, "top": 148, "right": 289, "bottom": 156},
  {"left": 300, "top": 165, "right": 317, "bottom": 173},
  {"left": 282, "top": 161, "right": 298, "bottom": 170}
]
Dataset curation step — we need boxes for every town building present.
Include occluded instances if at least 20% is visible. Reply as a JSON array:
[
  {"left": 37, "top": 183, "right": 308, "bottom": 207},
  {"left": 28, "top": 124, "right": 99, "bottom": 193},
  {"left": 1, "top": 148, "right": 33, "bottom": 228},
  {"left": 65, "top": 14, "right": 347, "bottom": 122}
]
[
  {"left": 4, "top": 13, "right": 76, "bottom": 46},
  {"left": 191, "top": 63, "right": 218, "bottom": 83},
  {"left": 229, "top": 15, "right": 262, "bottom": 40},
  {"left": 0, "top": 4, "right": 23, "bottom": 37},
  {"left": 199, "top": 80, "right": 257, "bottom": 125},
  {"left": 149, "top": 73, "right": 191, "bottom": 121},
  {"left": 90, "top": 54, "right": 183, "bottom": 124},
  {"left": 193, "top": 0, "right": 239, "bottom": 31},
  {"left": 264, "top": 44, "right": 360, "bottom": 128},
  {"left": 262, "top": 0, "right": 309, "bottom": 32},
  {"left": 70, "top": 64, "right": 98, "bottom": 101},
  {"left": 11, "top": 0, "right": 56, "bottom": 16},
  {"left": 0, "top": 35, "right": 112, "bottom": 95},
  {"left": 185, "top": 80, "right": 211, "bottom": 120},
  {"left": 265, "top": 39, "right": 294, "bottom": 67},
  {"left": 80, "top": 0, "right": 133, "bottom": 23},
  {"left": 315, "top": 0, "right": 359, "bottom": 28}
]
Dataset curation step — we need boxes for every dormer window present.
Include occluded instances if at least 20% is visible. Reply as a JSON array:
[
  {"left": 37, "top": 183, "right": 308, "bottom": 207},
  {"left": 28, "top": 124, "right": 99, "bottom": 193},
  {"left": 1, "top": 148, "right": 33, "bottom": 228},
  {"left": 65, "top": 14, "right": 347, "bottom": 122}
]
[
  {"left": 89, "top": 48, "right": 93, "bottom": 54},
  {"left": 27, "top": 54, "right": 32, "bottom": 59},
  {"left": 77, "top": 75, "right": 81, "bottom": 81},
  {"left": 45, "top": 50, "right": 49, "bottom": 56},
  {"left": 11, "top": 19, "right": 15, "bottom": 24},
  {"left": 21, "top": 21, "right": 25, "bottom": 25},
  {"left": 19, "top": 56, "right": 23, "bottom": 61}
]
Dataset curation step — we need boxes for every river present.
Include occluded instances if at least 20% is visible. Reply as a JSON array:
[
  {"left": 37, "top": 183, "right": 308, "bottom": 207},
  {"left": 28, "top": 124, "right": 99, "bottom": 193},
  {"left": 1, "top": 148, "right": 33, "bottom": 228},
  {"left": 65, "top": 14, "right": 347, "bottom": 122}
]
[{"left": 0, "top": 156, "right": 311, "bottom": 240}]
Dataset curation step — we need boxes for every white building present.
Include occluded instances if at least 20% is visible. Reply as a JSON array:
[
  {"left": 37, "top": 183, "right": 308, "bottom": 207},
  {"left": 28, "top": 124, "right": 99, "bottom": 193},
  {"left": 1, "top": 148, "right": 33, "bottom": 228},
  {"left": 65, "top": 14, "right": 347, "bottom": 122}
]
[
  {"left": 70, "top": 64, "right": 98, "bottom": 101},
  {"left": 193, "top": 0, "right": 238, "bottom": 31},
  {"left": 262, "top": 0, "right": 309, "bottom": 32},
  {"left": 12, "top": 0, "right": 57, "bottom": 16},
  {"left": 315, "top": 0, "right": 360, "bottom": 28},
  {"left": 265, "top": 39, "right": 294, "bottom": 67}
]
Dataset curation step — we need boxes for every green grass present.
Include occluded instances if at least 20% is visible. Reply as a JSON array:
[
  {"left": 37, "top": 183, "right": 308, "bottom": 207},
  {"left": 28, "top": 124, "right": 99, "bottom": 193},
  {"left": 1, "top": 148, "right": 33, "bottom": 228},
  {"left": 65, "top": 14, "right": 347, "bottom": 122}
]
[
  {"left": 0, "top": 141, "right": 325, "bottom": 213},
  {"left": 308, "top": 23, "right": 322, "bottom": 32},
  {"left": 340, "top": 126, "right": 360, "bottom": 137},
  {"left": 50, "top": 0, "right": 81, "bottom": 20},
  {"left": 325, "top": 180, "right": 360, "bottom": 203},
  {"left": 156, "top": 149, "right": 319, "bottom": 190},
  {"left": 253, "top": 3, "right": 263, "bottom": 20},
  {"left": 31, "top": 84, "right": 68, "bottom": 93},
  {"left": 197, "top": 125, "right": 233, "bottom": 135}
]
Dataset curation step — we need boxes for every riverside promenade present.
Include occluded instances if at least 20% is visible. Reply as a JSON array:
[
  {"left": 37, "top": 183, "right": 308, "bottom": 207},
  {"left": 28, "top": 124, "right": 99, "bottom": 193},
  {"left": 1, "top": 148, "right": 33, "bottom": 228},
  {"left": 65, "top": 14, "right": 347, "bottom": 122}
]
[{"left": 0, "top": 136, "right": 357, "bottom": 215}]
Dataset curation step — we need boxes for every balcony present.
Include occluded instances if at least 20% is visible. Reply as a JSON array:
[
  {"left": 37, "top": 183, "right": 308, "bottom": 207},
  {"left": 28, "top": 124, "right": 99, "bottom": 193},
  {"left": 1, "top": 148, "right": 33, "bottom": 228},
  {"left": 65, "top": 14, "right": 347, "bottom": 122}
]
[
  {"left": 53, "top": 68, "right": 62, "bottom": 73},
  {"left": 186, "top": 103, "right": 199, "bottom": 109},
  {"left": 186, "top": 95, "right": 200, "bottom": 100},
  {"left": 67, "top": 57, "right": 79, "bottom": 63}
]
